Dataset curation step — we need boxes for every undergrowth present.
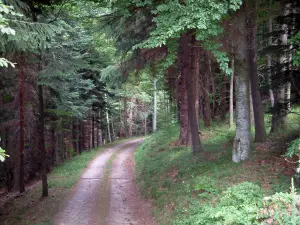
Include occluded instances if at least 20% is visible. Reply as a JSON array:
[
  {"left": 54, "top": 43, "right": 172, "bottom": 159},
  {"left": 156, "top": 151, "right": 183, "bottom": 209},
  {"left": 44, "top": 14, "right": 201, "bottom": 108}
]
[
  {"left": 135, "top": 109, "right": 300, "bottom": 225},
  {"left": 0, "top": 138, "right": 133, "bottom": 225}
]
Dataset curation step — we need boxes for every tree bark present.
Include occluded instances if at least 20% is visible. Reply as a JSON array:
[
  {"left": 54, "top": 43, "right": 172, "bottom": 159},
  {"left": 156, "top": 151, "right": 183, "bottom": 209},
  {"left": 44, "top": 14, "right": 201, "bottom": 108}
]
[
  {"left": 144, "top": 115, "right": 147, "bottom": 136},
  {"left": 19, "top": 57, "right": 25, "bottom": 193},
  {"left": 82, "top": 120, "right": 85, "bottom": 151},
  {"left": 202, "top": 51, "right": 212, "bottom": 127},
  {"left": 56, "top": 119, "right": 64, "bottom": 165},
  {"left": 220, "top": 74, "right": 227, "bottom": 121},
  {"left": 92, "top": 115, "right": 95, "bottom": 149},
  {"left": 38, "top": 85, "right": 48, "bottom": 197},
  {"left": 191, "top": 36, "right": 200, "bottom": 127},
  {"left": 249, "top": 82, "right": 255, "bottom": 126},
  {"left": 209, "top": 59, "right": 216, "bottom": 120},
  {"left": 232, "top": 4, "right": 251, "bottom": 163},
  {"left": 246, "top": 0, "right": 267, "bottom": 142},
  {"left": 153, "top": 79, "right": 157, "bottom": 132},
  {"left": 267, "top": 17, "right": 275, "bottom": 107},
  {"left": 106, "top": 108, "right": 112, "bottom": 143},
  {"left": 128, "top": 99, "right": 133, "bottom": 137},
  {"left": 230, "top": 59, "right": 235, "bottom": 128},
  {"left": 124, "top": 98, "right": 128, "bottom": 137},
  {"left": 270, "top": 2, "right": 291, "bottom": 133},
  {"left": 180, "top": 32, "right": 203, "bottom": 154},
  {"left": 73, "top": 120, "right": 80, "bottom": 154},
  {"left": 111, "top": 116, "right": 115, "bottom": 141},
  {"left": 177, "top": 60, "right": 190, "bottom": 145}
]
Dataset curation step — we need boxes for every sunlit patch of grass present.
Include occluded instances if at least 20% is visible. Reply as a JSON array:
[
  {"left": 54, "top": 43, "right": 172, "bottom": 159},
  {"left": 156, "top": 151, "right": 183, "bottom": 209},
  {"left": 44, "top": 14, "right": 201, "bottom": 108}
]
[{"left": 135, "top": 107, "right": 300, "bottom": 225}]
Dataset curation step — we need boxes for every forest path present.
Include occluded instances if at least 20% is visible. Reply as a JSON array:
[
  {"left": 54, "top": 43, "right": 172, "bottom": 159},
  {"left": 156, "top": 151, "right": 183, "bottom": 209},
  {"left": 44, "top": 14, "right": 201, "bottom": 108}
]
[{"left": 53, "top": 138, "right": 156, "bottom": 225}]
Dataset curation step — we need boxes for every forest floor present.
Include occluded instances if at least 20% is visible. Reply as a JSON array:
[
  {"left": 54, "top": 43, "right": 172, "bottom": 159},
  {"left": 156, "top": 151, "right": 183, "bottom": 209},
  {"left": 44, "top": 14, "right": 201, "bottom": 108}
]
[
  {"left": 0, "top": 138, "right": 155, "bottom": 225},
  {"left": 134, "top": 108, "right": 300, "bottom": 225}
]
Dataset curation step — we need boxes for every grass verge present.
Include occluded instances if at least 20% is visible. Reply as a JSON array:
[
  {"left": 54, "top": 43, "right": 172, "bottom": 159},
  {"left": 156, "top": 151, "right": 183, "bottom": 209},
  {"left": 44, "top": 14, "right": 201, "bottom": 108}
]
[
  {"left": 0, "top": 138, "right": 134, "bottom": 225},
  {"left": 135, "top": 108, "right": 300, "bottom": 225}
]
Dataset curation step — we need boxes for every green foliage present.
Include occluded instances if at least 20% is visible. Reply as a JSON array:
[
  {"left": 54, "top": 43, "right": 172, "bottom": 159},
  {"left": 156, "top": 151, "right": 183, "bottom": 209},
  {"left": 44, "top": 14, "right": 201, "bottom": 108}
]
[
  {"left": 175, "top": 182, "right": 264, "bottom": 225},
  {"left": 49, "top": 148, "right": 101, "bottom": 188},
  {"left": 0, "top": 3, "right": 17, "bottom": 35},
  {"left": 258, "top": 180, "right": 300, "bottom": 225},
  {"left": 101, "top": 65, "right": 124, "bottom": 88},
  {"left": 0, "top": 147, "right": 9, "bottom": 162},
  {"left": 291, "top": 32, "right": 300, "bottom": 66},
  {"left": 135, "top": 113, "right": 300, "bottom": 224},
  {"left": 0, "top": 2, "right": 16, "bottom": 67},
  {"left": 0, "top": 57, "right": 15, "bottom": 67},
  {"left": 285, "top": 138, "right": 300, "bottom": 158},
  {"left": 206, "top": 182, "right": 263, "bottom": 225},
  {"left": 138, "top": 0, "right": 242, "bottom": 48},
  {"left": 202, "top": 40, "right": 232, "bottom": 75}
]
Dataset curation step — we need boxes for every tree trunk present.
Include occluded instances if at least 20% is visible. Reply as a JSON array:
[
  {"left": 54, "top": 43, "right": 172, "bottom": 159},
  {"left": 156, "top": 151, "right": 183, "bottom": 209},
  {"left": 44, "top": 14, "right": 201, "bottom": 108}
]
[
  {"left": 249, "top": 83, "right": 255, "bottom": 126},
  {"left": 232, "top": 4, "right": 251, "bottom": 163},
  {"left": 81, "top": 120, "right": 85, "bottom": 151},
  {"left": 4, "top": 129, "right": 14, "bottom": 192},
  {"left": 144, "top": 116, "right": 147, "bottom": 136},
  {"left": 73, "top": 120, "right": 80, "bottom": 154},
  {"left": 99, "top": 127, "right": 103, "bottom": 146},
  {"left": 72, "top": 120, "right": 77, "bottom": 154},
  {"left": 270, "top": 2, "right": 290, "bottom": 133},
  {"left": 180, "top": 32, "right": 203, "bottom": 154},
  {"left": 111, "top": 117, "right": 116, "bottom": 141},
  {"left": 91, "top": 115, "right": 95, "bottom": 149},
  {"left": 209, "top": 59, "right": 216, "bottom": 120},
  {"left": 124, "top": 98, "right": 128, "bottom": 137},
  {"left": 202, "top": 51, "right": 212, "bottom": 127},
  {"left": 56, "top": 119, "right": 64, "bottom": 165},
  {"left": 98, "top": 111, "right": 103, "bottom": 146},
  {"left": 128, "top": 100, "right": 133, "bottom": 137},
  {"left": 230, "top": 59, "right": 235, "bottom": 128},
  {"left": 286, "top": 82, "right": 291, "bottom": 110},
  {"left": 267, "top": 17, "right": 275, "bottom": 107},
  {"left": 220, "top": 74, "right": 227, "bottom": 121},
  {"left": 78, "top": 121, "right": 82, "bottom": 153},
  {"left": 38, "top": 85, "right": 48, "bottom": 197},
  {"left": 96, "top": 118, "right": 99, "bottom": 147},
  {"left": 177, "top": 61, "right": 190, "bottom": 145},
  {"left": 270, "top": 87, "right": 287, "bottom": 132},
  {"left": 119, "top": 100, "right": 125, "bottom": 138},
  {"left": 191, "top": 36, "right": 200, "bottom": 127},
  {"left": 153, "top": 79, "right": 157, "bottom": 132},
  {"left": 19, "top": 58, "right": 25, "bottom": 193},
  {"left": 246, "top": 0, "right": 267, "bottom": 142},
  {"left": 106, "top": 108, "right": 112, "bottom": 143}
]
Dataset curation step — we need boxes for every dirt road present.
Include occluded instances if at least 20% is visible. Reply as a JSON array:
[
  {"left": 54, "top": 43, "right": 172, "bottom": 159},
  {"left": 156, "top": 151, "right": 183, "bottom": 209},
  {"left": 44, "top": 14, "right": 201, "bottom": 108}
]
[{"left": 53, "top": 139, "right": 156, "bottom": 225}]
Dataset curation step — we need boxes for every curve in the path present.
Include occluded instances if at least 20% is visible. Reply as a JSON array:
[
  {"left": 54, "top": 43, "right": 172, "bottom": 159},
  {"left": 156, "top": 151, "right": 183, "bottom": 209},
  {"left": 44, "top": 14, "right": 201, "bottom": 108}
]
[
  {"left": 53, "top": 139, "right": 156, "bottom": 225},
  {"left": 106, "top": 140, "right": 156, "bottom": 225}
]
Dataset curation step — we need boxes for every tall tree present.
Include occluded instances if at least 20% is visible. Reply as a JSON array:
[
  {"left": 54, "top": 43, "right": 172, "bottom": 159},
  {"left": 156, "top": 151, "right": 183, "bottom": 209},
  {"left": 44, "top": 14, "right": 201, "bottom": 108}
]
[
  {"left": 232, "top": 3, "right": 251, "bottom": 163},
  {"left": 270, "top": 2, "right": 292, "bottom": 133},
  {"left": 246, "top": 0, "right": 267, "bottom": 142},
  {"left": 230, "top": 59, "right": 235, "bottom": 128},
  {"left": 180, "top": 32, "right": 202, "bottom": 154},
  {"left": 18, "top": 55, "right": 25, "bottom": 193}
]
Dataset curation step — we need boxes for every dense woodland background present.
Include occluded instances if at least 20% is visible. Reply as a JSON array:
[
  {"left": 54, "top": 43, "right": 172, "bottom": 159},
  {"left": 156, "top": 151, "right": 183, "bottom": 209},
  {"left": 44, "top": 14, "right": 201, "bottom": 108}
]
[{"left": 0, "top": 0, "right": 300, "bottom": 223}]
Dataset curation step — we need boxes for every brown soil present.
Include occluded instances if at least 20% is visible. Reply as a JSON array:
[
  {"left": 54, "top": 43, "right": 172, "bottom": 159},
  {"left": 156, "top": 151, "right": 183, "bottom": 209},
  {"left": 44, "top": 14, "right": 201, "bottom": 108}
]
[{"left": 53, "top": 139, "right": 156, "bottom": 225}]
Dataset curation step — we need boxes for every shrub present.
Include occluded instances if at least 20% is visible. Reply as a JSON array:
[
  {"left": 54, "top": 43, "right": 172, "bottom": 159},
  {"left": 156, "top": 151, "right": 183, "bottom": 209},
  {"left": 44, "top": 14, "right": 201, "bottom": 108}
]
[
  {"left": 258, "top": 180, "right": 300, "bottom": 225},
  {"left": 175, "top": 182, "right": 264, "bottom": 225},
  {"left": 285, "top": 138, "right": 300, "bottom": 158}
]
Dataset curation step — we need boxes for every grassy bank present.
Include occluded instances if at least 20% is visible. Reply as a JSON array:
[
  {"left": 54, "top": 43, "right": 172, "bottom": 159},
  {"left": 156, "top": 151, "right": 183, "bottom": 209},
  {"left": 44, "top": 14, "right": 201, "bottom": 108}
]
[
  {"left": 135, "top": 108, "right": 300, "bottom": 225},
  {"left": 0, "top": 138, "right": 133, "bottom": 225}
]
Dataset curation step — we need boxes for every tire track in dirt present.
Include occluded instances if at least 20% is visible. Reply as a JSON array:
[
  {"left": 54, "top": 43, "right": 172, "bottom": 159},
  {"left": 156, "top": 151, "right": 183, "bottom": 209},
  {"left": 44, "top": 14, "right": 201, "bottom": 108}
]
[
  {"left": 53, "top": 139, "right": 156, "bottom": 225},
  {"left": 106, "top": 140, "right": 156, "bottom": 225}
]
